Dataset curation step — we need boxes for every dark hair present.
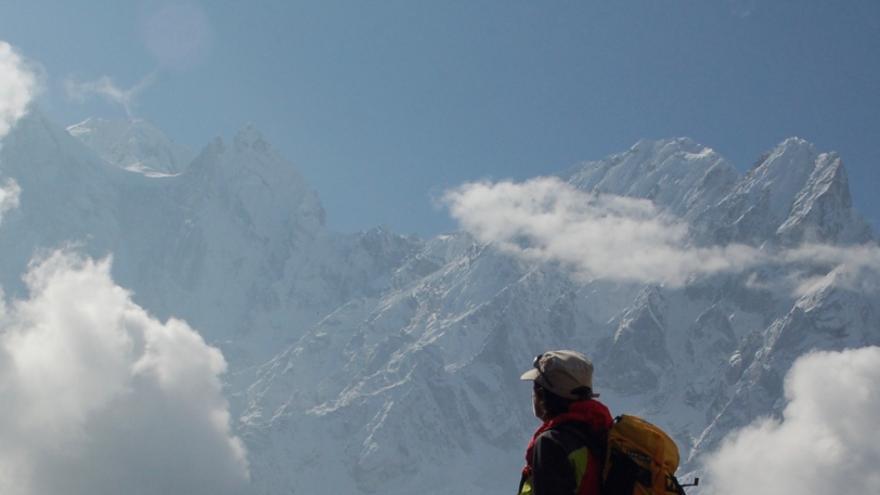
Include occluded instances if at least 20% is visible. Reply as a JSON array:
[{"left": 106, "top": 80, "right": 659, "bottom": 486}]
[{"left": 534, "top": 383, "right": 592, "bottom": 418}]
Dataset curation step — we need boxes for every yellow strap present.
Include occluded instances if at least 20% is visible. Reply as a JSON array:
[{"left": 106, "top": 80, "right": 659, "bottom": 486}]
[
  {"left": 519, "top": 476, "right": 534, "bottom": 495},
  {"left": 568, "top": 447, "right": 589, "bottom": 491}
]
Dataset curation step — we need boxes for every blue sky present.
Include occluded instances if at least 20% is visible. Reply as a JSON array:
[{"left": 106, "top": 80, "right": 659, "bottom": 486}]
[{"left": 2, "top": 0, "right": 879, "bottom": 235}]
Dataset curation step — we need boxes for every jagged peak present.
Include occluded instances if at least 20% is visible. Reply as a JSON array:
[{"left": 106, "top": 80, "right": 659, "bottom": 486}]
[
  {"left": 187, "top": 129, "right": 315, "bottom": 202},
  {"left": 618, "top": 137, "right": 726, "bottom": 170},
  {"left": 629, "top": 136, "right": 704, "bottom": 154},
  {"left": 752, "top": 137, "right": 817, "bottom": 172},
  {"left": 3, "top": 107, "right": 99, "bottom": 161},
  {"left": 567, "top": 137, "right": 723, "bottom": 173},
  {"left": 233, "top": 123, "right": 270, "bottom": 153},
  {"left": 738, "top": 137, "right": 819, "bottom": 196},
  {"left": 191, "top": 129, "right": 259, "bottom": 164},
  {"left": 776, "top": 136, "right": 815, "bottom": 152},
  {"left": 203, "top": 136, "right": 227, "bottom": 156},
  {"left": 563, "top": 137, "right": 736, "bottom": 219},
  {"left": 776, "top": 151, "right": 873, "bottom": 244},
  {"left": 0, "top": 107, "right": 130, "bottom": 187},
  {"left": 706, "top": 137, "right": 871, "bottom": 245}
]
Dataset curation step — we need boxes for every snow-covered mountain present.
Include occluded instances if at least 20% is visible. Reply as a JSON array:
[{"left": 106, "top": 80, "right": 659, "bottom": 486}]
[
  {"left": 0, "top": 111, "right": 419, "bottom": 363},
  {"left": 563, "top": 137, "right": 738, "bottom": 221},
  {"left": 237, "top": 136, "right": 878, "bottom": 494},
  {"left": 234, "top": 136, "right": 877, "bottom": 493},
  {"left": 703, "top": 137, "right": 872, "bottom": 245},
  {"left": 0, "top": 112, "right": 876, "bottom": 494},
  {"left": 67, "top": 117, "right": 193, "bottom": 176}
]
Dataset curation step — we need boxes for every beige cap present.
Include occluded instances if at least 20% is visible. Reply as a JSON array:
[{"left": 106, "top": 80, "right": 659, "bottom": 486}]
[{"left": 520, "top": 350, "right": 597, "bottom": 400}]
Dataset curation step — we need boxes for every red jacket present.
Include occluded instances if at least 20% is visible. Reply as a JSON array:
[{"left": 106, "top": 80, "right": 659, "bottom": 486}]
[{"left": 519, "top": 400, "right": 613, "bottom": 495}]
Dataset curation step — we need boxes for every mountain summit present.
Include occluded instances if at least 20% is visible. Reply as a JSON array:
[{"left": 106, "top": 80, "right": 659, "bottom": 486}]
[
  {"left": 707, "top": 137, "right": 872, "bottom": 245},
  {"left": 563, "top": 137, "right": 738, "bottom": 219},
  {"left": 67, "top": 117, "right": 193, "bottom": 176}
]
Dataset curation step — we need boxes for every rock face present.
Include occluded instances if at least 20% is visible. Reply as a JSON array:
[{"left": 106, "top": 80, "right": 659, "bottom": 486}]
[{"left": 1, "top": 112, "right": 877, "bottom": 494}]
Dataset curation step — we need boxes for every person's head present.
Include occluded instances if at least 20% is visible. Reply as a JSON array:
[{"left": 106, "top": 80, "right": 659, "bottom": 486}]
[
  {"left": 531, "top": 382, "right": 574, "bottom": 420},
  {"left": 520, "top": 350, "right": 597, "bottom": 420}
]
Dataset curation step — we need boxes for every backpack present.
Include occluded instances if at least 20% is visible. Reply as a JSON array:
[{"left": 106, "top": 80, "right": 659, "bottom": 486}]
[{"left": 600, "top": 415, "right": 696, "bottom": 495}]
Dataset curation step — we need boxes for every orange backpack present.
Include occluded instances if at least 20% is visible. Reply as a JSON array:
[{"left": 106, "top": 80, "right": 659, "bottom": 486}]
[{"left": 601, "top": 415, "right": 698, "bottom": 495}]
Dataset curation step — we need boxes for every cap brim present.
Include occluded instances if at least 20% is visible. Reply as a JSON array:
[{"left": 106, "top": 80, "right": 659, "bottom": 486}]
[{"left": 520, "top": 369, "right": 540, "bottom": 381}]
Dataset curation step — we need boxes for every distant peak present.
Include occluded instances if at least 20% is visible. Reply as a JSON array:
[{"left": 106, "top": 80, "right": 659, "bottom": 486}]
[
  {"left": 753, "top": 137, "right": 818, "bottom": 174},
  {"left": 779, "top": 136, "right": 812, "bottom": 147},
  {"left": 664, "top": 136, "right": 698, "bottom": 147},
  {"left": 67, "top": 116, "right": 159, "bottom": 136},
  {"left": 774, "top": 136, "right": 816, "bottom": 154},
  {"left": 233, "top": 123, "right": 270, "bottom": 153},
  {"left": 629, "top": 137, "right": 707, "bottom": 155},
  {"left": 65, "top": 116, "right": 192, "bottom": 175}
]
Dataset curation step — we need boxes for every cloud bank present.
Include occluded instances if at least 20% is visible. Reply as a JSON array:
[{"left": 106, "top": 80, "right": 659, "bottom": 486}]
[
  {"left": 65, "top": 73, "right": 156, "bottom": 118},
  {"left": 0, "top": 251, "right": 249, "bottom": 495},
  {"left": 442, "top": 177, "right": 765, "bottom": 286},
  {"left": 703, "top": 346, "right": 880, "bottom": 495},
  {"left": 0, "top": 41, "right": 37, "bottom": 139},
  {"left": 442, "top": 177, "right": 880, "bottom": 290}
]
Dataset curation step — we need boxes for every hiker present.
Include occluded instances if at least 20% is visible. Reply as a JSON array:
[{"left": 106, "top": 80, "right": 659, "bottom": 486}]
[{"left": 518, "top": 350, "right": 613, "bottom": 495}]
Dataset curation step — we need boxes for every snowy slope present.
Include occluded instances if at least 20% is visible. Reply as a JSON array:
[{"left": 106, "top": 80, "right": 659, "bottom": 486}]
[
  {"left": 67, "top": 117, "right": 193, "bottom": 175},
  {"left": 562, "top": 137, "right": 738, "bottom": 220},
  {"left": 240, "top": 245, "right": 641, "bottom": 493},
  {"left": 690, "top": 267, "right": 880, "bottom": 461}
]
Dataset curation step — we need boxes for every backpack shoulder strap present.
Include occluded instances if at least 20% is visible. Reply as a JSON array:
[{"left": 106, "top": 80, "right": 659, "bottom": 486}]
[{"left": 550, "top": 420, "right": 607, "bottom": 460}]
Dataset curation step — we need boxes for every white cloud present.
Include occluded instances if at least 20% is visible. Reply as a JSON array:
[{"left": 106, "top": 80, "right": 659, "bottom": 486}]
[
  {"left": 0, "top": 41, "right": 38, "bottom": 139},
  {"left": 703, "top": 346, "right": 880, "bottom": 495},
  {"left": 442, "top": 177, "right": 880, "bottom": 290},
  {"left": 65, "top": 73, "right": 156, "bottom": 117},
  {"left": 0, "top": 179, "right": 21, "bottom": 225},
  {"left": 442, "top": 177, "right": 766, "bottom": 286},
  {"left": 0, "top": 251, "right": 249, "bottom": 495},
  {"left": 783, "top": 243, "right": 880, "bottom": 295},
  {"left": 1, "top": 39, "right": 246, "bottom": 493}
]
